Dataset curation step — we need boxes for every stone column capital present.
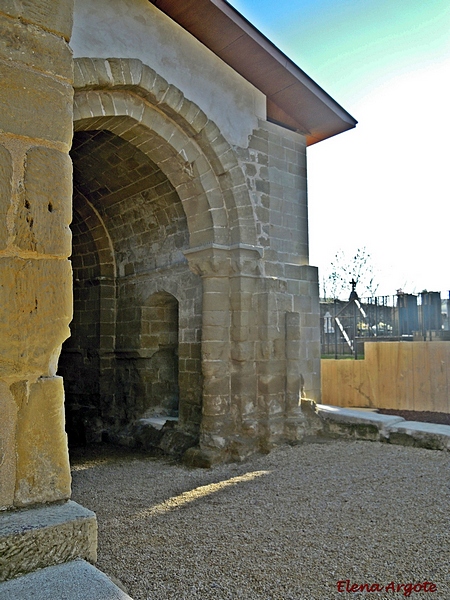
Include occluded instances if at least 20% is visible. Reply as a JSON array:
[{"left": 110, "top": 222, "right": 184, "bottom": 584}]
[{"left": 184, "top": 244, "right": 263, "bottom": 278}]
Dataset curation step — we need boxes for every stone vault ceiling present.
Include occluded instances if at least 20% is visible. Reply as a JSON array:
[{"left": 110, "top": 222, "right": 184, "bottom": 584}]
[{"left": 71, "top": 130, "right": 172, "bottom": 208}]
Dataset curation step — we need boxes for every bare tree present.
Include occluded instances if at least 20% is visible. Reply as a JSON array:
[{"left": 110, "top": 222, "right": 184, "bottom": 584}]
[{"left": 322, "top": 247, "right": 379, "bottom": 300}]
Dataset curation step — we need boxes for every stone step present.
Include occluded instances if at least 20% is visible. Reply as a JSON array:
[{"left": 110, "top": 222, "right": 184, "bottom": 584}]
[
  {"left": 138, "top": 416, "right": 178, "bottom": 431},
  {"left": 0, "top": 500, "right": 96, "bottom": 582},
  {"left": 0, "top": 560, "right": 133, "bottom": 600}
]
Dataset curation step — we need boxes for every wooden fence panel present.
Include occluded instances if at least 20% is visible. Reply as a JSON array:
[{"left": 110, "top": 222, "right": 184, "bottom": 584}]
[
  {"left": 395, "top": 341, "right": 414, "bottom": 411},
  {"left": 321, "top": 341, "right": 450, "bottom": 413},
  {"left": 412, "top": 342, "right": 431, "bottom": 411},
  {"left": 374, "top": 343, "right": 399, "bottom": 409},
  {"left": 321, "top": 357, "right": 372, "bottom": 408},
  {"left": 428, "top": 342, "right": 450, "bottom": 414}
]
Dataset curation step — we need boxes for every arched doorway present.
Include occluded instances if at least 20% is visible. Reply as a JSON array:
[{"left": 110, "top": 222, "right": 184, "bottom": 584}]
[
  {"left": 66, "top": 57, "right": 273, "bottom": 463},
  {"left": 59, "top": 129, "right": 203, "bottom": 450}
]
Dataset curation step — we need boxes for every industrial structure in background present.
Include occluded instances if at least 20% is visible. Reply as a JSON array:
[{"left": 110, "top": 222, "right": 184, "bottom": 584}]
[{"left": 321, "top": 289, "right": 449, "bottom": 358}]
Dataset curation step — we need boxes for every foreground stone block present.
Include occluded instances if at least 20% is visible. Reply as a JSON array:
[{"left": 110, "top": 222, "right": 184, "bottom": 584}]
[
  {"left": 0, "top": 501, "right": 97, "bottom": 582},
  {"left": 14, "top": 146, "right": 72, "bottom": 257},
  {"left": 0, "top": 383, "right": 17, "bottom": 509},
  {"left": 0, "top": 257, "right": 72, "bottom": 381},
  {"left": 0, "top": 0, "right": 74, "bottom": 42},
  {"left": 14, "top": 376, "right": 71, "bottom": 506},
  {"left": 0, "top": 14, "right": 73, "bottom": 79},
  {"left": 0, "top": 61, "right": 73, "bottom": 146},
  {"left": 0, "top": 144, "right": 12, "bottom": 251}
]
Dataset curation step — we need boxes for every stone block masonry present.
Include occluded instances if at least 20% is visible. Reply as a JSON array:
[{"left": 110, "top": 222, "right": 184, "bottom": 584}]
[
  {"left": 66, "top": 59, "right": 323, "bottom": 464},
  {"left": 0, "top": 501, "right": 96, "bottom": 582},
  {"left": 13, "top": 377, "right": 71, "bottom": 507},
  {"left": 0, "top": 0, "right": 74, "bottom": 511},
  {"left": 0, "top": 0, "right": 98, "bottom": 587}
]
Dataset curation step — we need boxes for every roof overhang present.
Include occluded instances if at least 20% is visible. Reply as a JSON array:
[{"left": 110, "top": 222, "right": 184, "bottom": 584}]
[{"left": 149, "top": 0, "right": 357, "bottom": 145}]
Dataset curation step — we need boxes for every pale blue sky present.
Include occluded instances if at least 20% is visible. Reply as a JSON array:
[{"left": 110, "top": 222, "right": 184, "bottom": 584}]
[{"left": 228, "top": 0, "right": 450, "bottom": 296}]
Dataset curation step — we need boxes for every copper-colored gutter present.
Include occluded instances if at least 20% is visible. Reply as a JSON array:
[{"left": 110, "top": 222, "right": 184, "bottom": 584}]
[{"left": 149, "top": 0, "right": 357, "bottom": 145}]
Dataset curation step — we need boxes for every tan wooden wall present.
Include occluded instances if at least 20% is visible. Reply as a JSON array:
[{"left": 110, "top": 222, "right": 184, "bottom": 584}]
[{"left": 321, "top": 342, "right": 450, "bottom": 413}]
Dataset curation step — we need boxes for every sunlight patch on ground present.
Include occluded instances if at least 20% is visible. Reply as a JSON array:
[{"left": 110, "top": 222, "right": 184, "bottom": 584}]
[{"left": 133, "top": 470, "right": 271, "bottom": 518}]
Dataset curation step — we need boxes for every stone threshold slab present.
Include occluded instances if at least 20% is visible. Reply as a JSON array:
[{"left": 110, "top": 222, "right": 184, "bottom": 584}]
[
  {"left": 0, "top": 500, "right": 97, "bottom": 582},
  {"left": 388, "top": 421, "right": 450, "bottom": 450},
  {"left": 317, "top": 405, "right": 405, "bottom": 428},
  {"left": 0, "top": 559, "right": 133, "bottom": 600},
  {"left": 316, "top": 404, "right": 450, "bottom": 450}
]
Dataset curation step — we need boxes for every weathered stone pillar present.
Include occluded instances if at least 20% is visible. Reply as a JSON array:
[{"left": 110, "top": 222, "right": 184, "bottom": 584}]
[
  {"left": 0, "top": 0, "right": 74, "bottom": 510},
  {"left": 288, "top": 264, "right": 321, "bottom": 402},
  {"left": 185, "top": 246, "right": 232, "bottom": 464},
  {"left": 0, "top": 0, "right": 96, "bottom": 583},
  {"left": 185, "top": 245, "right": 263, "bottom": 464},
  {"left": 255, "top": 280, "right": 289, "bottom": 451},
  {"left": 184, "top": 244, "right": 314, "bottom": 464}
]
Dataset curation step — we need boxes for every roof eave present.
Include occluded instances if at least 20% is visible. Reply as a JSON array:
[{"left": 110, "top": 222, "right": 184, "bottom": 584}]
[{"left": 149, "top": 0, "right": 357, "bottom": 144}]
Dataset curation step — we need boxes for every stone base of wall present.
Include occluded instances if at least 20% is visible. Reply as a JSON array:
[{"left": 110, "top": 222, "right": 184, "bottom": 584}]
[
  {"left": 184, "top": 409, "right": 311, "bottom": 468},
  {"left": 108, "top": 418, "right": 198, "bottom": 458},
  {"left": 0, "top": 501, "right": 97, "bottom": 583}
]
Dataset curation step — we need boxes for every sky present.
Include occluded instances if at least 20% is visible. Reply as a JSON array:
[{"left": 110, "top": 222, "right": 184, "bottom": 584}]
[{"left": 227, "top": 0, "right": 450, "bottom": 297}]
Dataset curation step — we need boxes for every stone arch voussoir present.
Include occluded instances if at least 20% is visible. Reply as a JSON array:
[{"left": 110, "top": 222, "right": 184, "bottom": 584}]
[{"left": 73, "top": 57, "right": 257, "bottom": 248}]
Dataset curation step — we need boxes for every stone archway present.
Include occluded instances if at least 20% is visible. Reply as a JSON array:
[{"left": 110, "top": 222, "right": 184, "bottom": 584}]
[
  {"left": 67, "top": 57, "right": 264, "bottom": 457},
  {"left": 61, "top": 124, "right": 206, "bottom": 449},
  {"left": 69, "top": 57, "right": 314, "bottom": 465},
  {"left": 73, "top": 57, "right": 257, "bottom": 249}
]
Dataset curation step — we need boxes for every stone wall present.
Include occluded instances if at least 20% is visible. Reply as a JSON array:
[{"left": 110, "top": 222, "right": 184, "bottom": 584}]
[
  {"left": 0, "top": 0, "right": 74, "bottom": 510},
  {"left": 71, "top": 0, "right": 266, "bottom": 148},
  {"left": 66, "top": 56, "right": 321, "bottom": 463},
  {"left": 0, "top": 0, "right": 99, "bottom": 587},
  {"left": 238, "top": 121, "right": 321, "bottom": 403},
  {"left": 240, "top": 121, "right": 309, "bottom": 266}
]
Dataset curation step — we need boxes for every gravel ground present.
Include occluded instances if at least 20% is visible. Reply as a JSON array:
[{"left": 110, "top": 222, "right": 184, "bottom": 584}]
[{"left": 70, "top": 440, "right": 450, "bottom": 600}]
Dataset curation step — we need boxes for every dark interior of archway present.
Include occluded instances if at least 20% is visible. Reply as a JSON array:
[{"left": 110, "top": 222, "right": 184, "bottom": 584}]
[
  {"left": 71, "top": 129, "right": 169, "bottom": 203},
  {"left": 59, "top": 130, "right": 190, "bottom": 447},
  {"left": 58, "top": 207, "right": 101, "bottom": 446}
]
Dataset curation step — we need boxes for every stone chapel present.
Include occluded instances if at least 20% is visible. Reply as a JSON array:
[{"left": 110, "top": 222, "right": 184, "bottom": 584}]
[{"left": 0, "top": 0, "right": 356, "bottom": 594}]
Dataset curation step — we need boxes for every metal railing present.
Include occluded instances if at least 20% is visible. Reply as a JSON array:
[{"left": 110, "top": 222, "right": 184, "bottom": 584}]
[{"left": 321, "top": 291, "right": 450, "bottom": 358}]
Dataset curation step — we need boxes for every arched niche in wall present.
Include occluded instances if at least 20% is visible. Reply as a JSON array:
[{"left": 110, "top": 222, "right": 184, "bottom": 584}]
[{"left": 126, "top": 290, "right": 180, "bottom": 420}]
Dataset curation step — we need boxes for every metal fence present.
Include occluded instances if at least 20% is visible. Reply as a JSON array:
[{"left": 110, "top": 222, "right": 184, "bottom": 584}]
[{"left": 320, "top": 291, "right": 450, "bottom": 358}]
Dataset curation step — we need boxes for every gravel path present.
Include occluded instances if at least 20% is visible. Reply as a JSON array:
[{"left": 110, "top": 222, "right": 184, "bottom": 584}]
[{"left": 70, "top": 441, "right": 450, "bottom": 600}]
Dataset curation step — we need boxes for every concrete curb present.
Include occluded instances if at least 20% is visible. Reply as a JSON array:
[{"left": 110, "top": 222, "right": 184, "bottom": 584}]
[
  {"left": 316, "top": 404, "right": 450, "bottom": 450},
  {"left": 0, "top": 560, "right": 133, "bottom": 600}
]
